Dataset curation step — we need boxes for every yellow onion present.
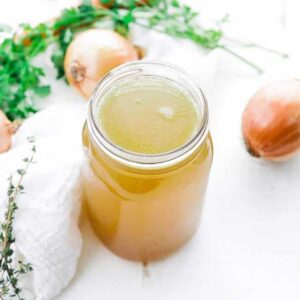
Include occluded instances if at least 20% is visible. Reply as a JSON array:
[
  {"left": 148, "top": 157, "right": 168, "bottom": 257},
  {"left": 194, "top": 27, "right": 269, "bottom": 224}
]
[
  {"left": 64, "top": 29, "right": 138, "bottom": 99},
  {"left": 0, "top": 110, "right": 16, "bottom": 153},
  {"left": 242, "top": 79, "right": 300, "bottom": 161},
  {"left": 91, "top": 0, "right": 114, "bottom": 8},
  {"left": 90, "top": 0, "right": 149, "bottom": 8}
]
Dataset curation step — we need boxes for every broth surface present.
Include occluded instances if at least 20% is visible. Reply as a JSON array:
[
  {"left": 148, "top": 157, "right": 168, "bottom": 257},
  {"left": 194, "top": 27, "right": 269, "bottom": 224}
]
[{"left": 98, "top": 77, "right": 199, "bottom": 154}]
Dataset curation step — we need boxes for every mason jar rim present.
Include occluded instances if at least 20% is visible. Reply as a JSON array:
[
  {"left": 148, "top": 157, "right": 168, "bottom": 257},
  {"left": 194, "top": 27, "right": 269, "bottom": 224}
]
[{"left": 87, "top": 60, "right": 209, "bottom": 169}]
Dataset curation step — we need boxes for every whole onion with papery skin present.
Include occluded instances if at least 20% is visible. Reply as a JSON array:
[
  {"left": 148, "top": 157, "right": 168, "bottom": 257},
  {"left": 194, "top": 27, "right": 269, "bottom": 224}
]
[
  {"left": 64, "top": 29, "right": 138, "bottom": 99},
  {"left": 91, "top": 0, "right": 149, "bottom": 8},
  {"left": 242, "top": 80, "right": 300, "bottom": 161},
  {"left": 91, "top": 0, "right": 115, "bottom": 8},
  {"left": 0, "top": 110, "right": 17, "bottom": 153}
]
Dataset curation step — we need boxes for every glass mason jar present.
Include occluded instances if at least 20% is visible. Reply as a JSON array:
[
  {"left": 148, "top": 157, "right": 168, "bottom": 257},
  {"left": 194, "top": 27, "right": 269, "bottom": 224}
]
[{"left": 82, "top": 61, "right": 213, "bottom": 262}]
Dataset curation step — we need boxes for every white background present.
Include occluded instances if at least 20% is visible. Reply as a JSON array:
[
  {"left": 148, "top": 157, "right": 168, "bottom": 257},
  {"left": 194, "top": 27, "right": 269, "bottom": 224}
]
[{"left": 1, "top": 0, "right": 300, "bottom": 299}]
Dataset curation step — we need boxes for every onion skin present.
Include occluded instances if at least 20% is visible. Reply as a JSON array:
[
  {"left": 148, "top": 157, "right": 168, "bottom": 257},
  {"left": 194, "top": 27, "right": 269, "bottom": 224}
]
[
  {"left": 64, "top": 29, "right": 138, "bottom": 99},
  {"left": 91, "top": 0, "right": 114, "bottom": 8},
  {"left": 0, "top": 110, "right": 16, "bottom": 154},
  {"left": 242, "top": 80, "right": 300, "bottom": 161},
  {"left": 91, "top": 0, "right": 149, "bottom": 8}
]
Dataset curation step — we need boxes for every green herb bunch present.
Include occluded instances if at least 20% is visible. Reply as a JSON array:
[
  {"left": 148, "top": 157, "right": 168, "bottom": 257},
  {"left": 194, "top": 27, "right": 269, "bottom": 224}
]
[
  {"left": 0, "top": 0, "right": 287, "bottom": 121},
  {"left": 0, "top": 137, "right": 36, "bottom": 300},
  {"left": 0, "top": 24, "right": 53, "bottom": 121}
]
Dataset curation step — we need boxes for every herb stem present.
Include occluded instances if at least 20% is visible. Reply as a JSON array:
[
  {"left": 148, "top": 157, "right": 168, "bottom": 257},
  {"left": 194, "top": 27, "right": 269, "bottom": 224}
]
[
  {"left": 223, "top": 36, "right": 289, "bottom": 58},
  {"left": 1, "top": 155, "right": 33, "bottom": 252},
  {"left": 0, "top": 139, "right": 35, "bottom": 299},
  {"left": 53, "top": 8, "right": 117, "bottom": 31},
  {"left": 133, "top": 21, "right": 168, "bottom": 35},
  {"left": 134, "top": 22, "right": 263, "bottom": 73},
  {"left": 218, "top": 45, "right": 263, "bottom": 73}
]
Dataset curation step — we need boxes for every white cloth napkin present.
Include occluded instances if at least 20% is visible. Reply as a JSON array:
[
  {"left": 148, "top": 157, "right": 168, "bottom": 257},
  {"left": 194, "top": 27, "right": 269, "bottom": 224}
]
[
  {"left": 0, "top": 105, "right": 86, "bottom": 300},
  {"left": 0, "top": 26, "right": 218, "bottom": 299}
]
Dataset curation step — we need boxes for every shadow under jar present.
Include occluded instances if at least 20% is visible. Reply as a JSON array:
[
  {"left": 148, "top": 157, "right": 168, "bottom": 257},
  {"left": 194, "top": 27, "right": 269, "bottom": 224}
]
[{"left": 82, "top": 61, "right": 213, "bottom": 263}]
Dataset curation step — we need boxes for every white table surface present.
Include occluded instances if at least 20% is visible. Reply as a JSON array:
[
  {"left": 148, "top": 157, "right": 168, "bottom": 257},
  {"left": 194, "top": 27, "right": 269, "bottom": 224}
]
[{"left": 2, "top": 1, "right": 300, "bottom": 299}]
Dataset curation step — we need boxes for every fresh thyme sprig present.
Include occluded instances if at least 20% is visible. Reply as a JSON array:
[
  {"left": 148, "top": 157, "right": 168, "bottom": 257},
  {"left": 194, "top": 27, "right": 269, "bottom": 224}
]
[
  {"left": 0, "top": 137, "right": 36, "bottom": 300},
  {"left": 0, "top": 0, "right": 288, "bottom": 121}
]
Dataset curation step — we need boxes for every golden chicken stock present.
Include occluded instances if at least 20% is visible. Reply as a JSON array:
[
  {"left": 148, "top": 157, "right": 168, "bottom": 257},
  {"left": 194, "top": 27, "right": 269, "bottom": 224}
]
[{"left": 82, "top": 62, "right": 213, "bottom": 262}]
